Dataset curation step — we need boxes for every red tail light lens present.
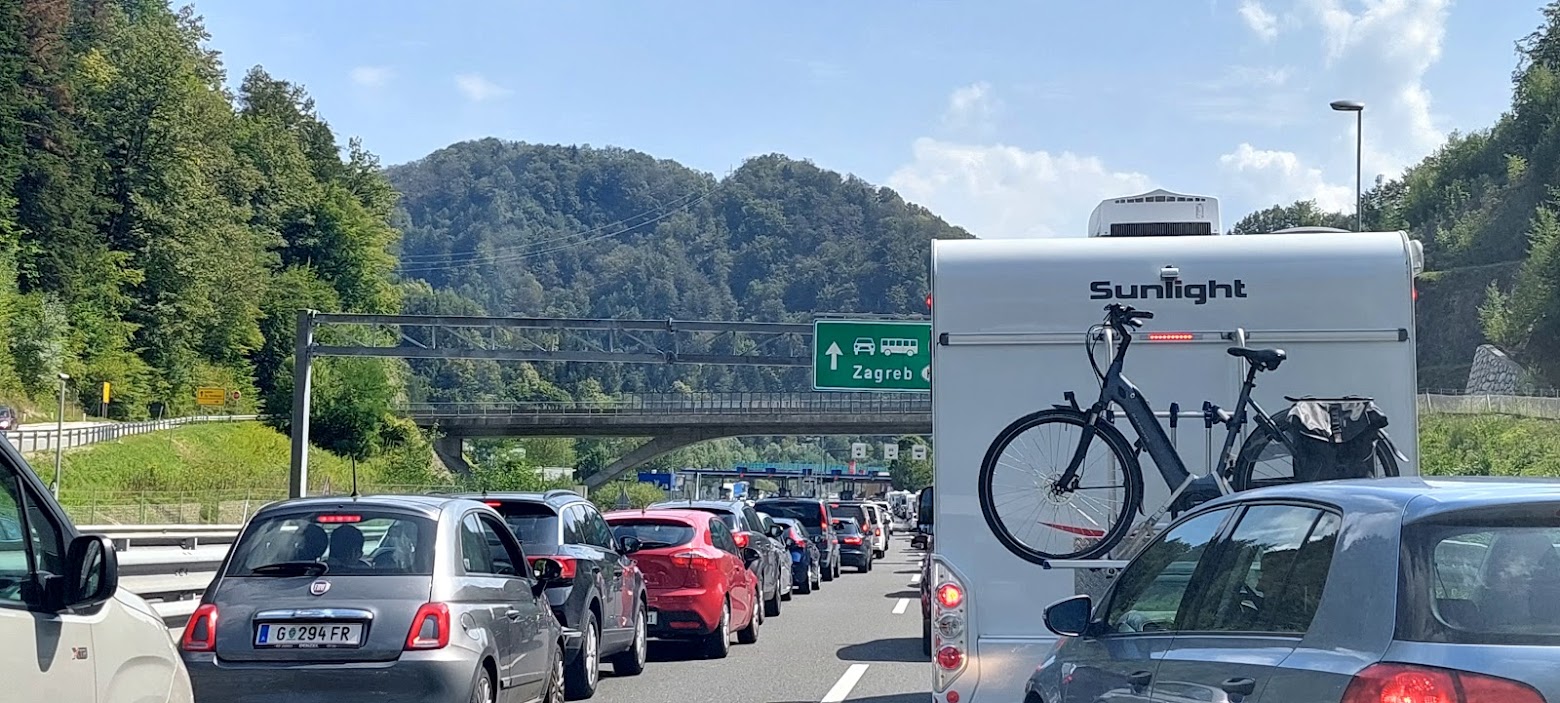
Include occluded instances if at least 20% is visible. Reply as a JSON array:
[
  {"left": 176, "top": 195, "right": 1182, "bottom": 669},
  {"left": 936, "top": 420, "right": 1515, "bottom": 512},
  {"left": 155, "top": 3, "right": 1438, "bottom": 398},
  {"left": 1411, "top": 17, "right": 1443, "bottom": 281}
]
[
  {"left": 841, "top": 536, "right": 863, "bottom": 545},
  {"left": 1341, "top": 663, "right": 1544, "bottom": 703},
  {"left": 936, "top": 645, "right": 964, "bottom": 670},
  {"left": 936, "top": 583, "right": 964, "bottom": 609},
  {"left": 529, "top": 556, "right": 578, "bottom": 579},
  {"left": 670, "top": 550, "right": 716, "bottom": 570},
  {"left": 315, "top": 514, "right": 362, "bottom": 523},
  {"left": 180, "top": 603, "right": 218, "bottom": 652},
  {"left": 405, "top": 602, "right": 451, "bottom": 650},
  {"left": 733, "top": 532, "right": 750, "bottom": 548}
]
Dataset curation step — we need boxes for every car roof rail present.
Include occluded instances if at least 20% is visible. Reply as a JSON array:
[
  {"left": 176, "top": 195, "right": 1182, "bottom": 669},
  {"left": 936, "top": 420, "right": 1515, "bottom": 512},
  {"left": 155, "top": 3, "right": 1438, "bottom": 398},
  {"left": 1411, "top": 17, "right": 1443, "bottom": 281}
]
[{"left": 545, "top": 488, "right": 582, "bottom": 500}]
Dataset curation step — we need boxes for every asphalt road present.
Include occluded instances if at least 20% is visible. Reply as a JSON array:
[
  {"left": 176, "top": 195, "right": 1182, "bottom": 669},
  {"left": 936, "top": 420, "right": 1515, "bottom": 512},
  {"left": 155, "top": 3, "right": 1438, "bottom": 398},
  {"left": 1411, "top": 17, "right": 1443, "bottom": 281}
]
[{"left": 586, "top": 533, "right": 929, "bottom": 703}]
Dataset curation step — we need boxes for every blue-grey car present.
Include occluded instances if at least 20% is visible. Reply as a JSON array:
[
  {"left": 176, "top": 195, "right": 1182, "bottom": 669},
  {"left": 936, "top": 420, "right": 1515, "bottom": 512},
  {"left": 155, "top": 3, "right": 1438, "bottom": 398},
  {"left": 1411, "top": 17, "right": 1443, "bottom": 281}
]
[
  {"left": 181, "top": 495, "right": 577, "bottom": 703},
  {"left": 1029, "top": 477, "right": 1560, "bottom": 703}
]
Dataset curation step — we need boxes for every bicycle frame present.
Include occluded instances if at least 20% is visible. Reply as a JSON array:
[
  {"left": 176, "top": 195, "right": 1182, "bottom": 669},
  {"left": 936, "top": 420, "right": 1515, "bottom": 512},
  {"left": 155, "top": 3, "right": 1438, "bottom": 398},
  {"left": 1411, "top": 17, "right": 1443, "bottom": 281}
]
[{"left": 1056, "top": 322, "right": 1287, "bottom": 504}]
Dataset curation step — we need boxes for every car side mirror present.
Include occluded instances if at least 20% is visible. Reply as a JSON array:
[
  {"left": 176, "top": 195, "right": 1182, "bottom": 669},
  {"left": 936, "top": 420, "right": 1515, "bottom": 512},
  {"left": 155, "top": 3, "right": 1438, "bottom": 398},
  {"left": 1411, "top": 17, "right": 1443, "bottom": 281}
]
[
  {"left": 766, "top": 524, "right": 786, "bottom": 539},
  {"left": 618, "top": 535, "right": 642, "bottom": 554},
  {"left": 740, "top": 547, "right": 762, "bottom": 571},
  {"left": 1043, "top": 594, "right": 1096, "bottom": 638},
  {"left": 531, "top": 557, "right": 567, "bottom": 595},
  {"left": 64, "top": 534, "right": 117, "bottom": 611}
]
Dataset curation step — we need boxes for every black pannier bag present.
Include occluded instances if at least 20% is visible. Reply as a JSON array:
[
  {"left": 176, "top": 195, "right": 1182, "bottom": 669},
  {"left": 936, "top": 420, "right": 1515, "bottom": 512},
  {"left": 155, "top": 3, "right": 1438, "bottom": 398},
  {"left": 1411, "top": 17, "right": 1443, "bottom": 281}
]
[{"left": 1275, "top": 396, "right": 1391, "bottom": 482}]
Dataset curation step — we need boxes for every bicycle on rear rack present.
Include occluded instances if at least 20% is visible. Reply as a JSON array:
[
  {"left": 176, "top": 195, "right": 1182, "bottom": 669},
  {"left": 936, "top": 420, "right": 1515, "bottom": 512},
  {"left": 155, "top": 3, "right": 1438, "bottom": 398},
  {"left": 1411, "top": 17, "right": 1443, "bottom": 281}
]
[{"left": 976, "top": 303, "right": 1400, "bottom": 565}]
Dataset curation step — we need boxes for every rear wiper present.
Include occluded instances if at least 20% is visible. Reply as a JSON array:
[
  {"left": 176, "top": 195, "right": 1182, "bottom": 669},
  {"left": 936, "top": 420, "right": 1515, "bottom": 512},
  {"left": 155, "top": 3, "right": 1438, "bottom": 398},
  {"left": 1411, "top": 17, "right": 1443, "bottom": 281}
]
[
  {"left": 637, "top": 541, "right": 676, "bottom": 549},
  {"left": 248, "top": 561, "right": 330, "bottom": 577}
]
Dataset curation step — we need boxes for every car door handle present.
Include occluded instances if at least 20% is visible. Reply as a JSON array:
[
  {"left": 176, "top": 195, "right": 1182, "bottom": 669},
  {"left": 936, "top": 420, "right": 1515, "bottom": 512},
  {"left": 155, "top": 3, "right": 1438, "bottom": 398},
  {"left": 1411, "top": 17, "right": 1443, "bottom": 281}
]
[
  {"left": 505, "top": 609, "right": 522, "bottom": 621},
  {"left": 1221, "top": 677, "right": 1257, "bottom": 697},
  {"left": 1127, "top": 670, "right": 1153, "bottom": 688}
]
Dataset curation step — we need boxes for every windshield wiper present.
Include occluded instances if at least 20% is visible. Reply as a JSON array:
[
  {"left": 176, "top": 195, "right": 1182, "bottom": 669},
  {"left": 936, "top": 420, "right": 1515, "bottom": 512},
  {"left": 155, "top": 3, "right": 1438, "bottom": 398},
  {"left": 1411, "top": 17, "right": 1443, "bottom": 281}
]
[
  {"left": 636, "top": 541, "right": 676, "bottom": 549},
  {"left": 248, "top": 561, "right": 330, "bottom": 577}
]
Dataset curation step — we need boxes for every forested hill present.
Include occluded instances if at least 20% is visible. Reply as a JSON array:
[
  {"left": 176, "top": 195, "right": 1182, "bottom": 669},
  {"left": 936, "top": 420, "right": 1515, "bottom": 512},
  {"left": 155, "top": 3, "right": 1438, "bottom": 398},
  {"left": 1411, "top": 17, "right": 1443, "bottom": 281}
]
[
  {"left": 386, "top": 140, "right": 973, "bottom": 399},
  {"left": 1231, "top": 2, "right": 1560, "bottom": 389}
]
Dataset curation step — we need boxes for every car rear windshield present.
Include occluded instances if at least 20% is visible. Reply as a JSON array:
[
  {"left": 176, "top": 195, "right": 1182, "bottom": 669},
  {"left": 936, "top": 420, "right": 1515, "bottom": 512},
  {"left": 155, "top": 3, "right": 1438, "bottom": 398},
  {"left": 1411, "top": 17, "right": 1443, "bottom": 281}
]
[
  {"left": 756, "top": 502, "right": 826, "bottom": 534},
  {"left": 829, "top": 503, "right": 868, "bottom": 526},
  {"left": 489, "top": 501, "right": 561, "bottom": 546},
  {"left": 1401, "top": 513, "right": 1560, "bottom": 645},
  {"left": 226, "top": 510, "right": 436, "bottom": 577},
  {"left": 608, "top": 520, "right": 695, "bottom": 550},
  {"left": 836, "top": 519, "right": 862, "bottom": 535}
]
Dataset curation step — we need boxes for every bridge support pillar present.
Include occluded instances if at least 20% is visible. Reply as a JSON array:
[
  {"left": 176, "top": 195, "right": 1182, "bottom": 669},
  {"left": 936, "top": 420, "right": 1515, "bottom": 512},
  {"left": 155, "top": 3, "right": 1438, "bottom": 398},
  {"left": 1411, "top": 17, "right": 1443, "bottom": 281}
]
[
  {"left": 433, "top": 436, "right": 471, "bottom": 476},
  {"left": 584, "top": 429, "right": 727, "bottom": 490}
]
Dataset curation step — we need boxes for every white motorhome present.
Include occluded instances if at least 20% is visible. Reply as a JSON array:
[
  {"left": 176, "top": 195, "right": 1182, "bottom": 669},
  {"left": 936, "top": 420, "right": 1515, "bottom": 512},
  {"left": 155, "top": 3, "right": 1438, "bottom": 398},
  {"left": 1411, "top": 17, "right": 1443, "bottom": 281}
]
[{"left": 926, "top": 226, "right": 1422, "bottom": 703}]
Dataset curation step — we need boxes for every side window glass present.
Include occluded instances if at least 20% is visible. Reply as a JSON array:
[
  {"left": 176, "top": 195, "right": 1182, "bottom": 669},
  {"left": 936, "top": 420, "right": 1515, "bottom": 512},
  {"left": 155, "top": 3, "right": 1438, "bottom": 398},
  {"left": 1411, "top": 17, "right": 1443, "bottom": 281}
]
[
  {"left": 0, "top": 474, "right": 32, "bottom": 607},
  {"left": 585, "top": 508, "right": 614, "bottom": 550},
  {"left": 1105, "top": 507, "right": 1232, "bottom": 634},
  {"left": 561, "top": 505, "right": 584, "bottom": 545},
  {"left": 710, "top": 520, "right": 736, "bottom": 554},
  {"left": 742, "top": 507, "right": 763, "bottom": 533},
  {"left": 1181, "top": 506, "right": 1339, "bottom": 634},
  {"left": 477, "top": 514, "right": 525, "bottom": 577},
  {"left": 460, "top": 514, "right": 496, "bottom": 575}
]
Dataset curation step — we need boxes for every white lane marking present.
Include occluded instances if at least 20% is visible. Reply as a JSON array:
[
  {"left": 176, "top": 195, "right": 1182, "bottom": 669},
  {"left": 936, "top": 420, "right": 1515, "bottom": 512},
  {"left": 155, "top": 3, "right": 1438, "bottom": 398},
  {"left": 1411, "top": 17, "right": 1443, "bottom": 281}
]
[
  {"left": 893, "top": 598, "right": 910, "bottom": 614},
  {"left": 822, "top": 664, "right": 870, "bottom": 703},
  {"left": 910, "top": 573, "right": 922, "bottom": 585}
]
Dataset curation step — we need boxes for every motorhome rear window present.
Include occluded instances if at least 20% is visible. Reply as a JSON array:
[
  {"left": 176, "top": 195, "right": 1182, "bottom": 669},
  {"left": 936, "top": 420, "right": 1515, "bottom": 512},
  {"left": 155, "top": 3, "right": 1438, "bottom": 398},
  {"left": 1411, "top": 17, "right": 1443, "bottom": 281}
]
[
  {"left": 1400, "top": 513, "right": 1560, "bottom": 645},
  {"left": 227, "top": 511, "right": 435, "bottom": 576}
]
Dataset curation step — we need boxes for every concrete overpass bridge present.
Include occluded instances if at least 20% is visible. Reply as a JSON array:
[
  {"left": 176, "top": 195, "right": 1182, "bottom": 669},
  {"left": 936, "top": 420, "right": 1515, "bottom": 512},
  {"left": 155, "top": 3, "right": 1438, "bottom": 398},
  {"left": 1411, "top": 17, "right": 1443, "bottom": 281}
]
[{"left": 399, "top": 392, "right": 931, "bottom": 488}]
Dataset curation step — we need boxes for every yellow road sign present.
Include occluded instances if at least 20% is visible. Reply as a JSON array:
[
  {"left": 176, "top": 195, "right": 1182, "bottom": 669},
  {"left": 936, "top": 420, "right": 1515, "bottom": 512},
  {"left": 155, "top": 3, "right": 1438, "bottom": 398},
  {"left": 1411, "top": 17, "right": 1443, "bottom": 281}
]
[
  {"left": 102, "top": 382, "right": 111, "bottom": 404},
  {"left": 195, "top": 387, "right": 226, "bottom": 406}
]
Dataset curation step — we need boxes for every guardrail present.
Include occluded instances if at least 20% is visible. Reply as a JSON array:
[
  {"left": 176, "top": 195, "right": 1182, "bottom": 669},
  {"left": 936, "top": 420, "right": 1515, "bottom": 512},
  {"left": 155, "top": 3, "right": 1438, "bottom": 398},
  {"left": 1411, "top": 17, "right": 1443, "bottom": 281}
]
[
  {"left": 81, "top": 524, "right": 243, "bottom": 633},
  {"left": 1419, "top": 393, "right": 1560, "bottom": 420},
  {"left": 2, "top": 414, "right": 258, "bottom": 454}
]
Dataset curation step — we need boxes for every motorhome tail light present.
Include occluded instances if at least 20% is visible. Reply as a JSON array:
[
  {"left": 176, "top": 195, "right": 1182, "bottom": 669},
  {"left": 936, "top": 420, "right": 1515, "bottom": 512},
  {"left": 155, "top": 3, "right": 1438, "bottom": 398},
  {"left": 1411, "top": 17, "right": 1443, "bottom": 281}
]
[
  {"left": 733, "top": 532, "right": 750, "bottom": 548},
  {"left": 932, "top": 561, "right": 972, "bottom": 694},
  {"left": 1146, "top": 332, "right": 1195, "bottom": 342},
  {"left": 1340, "top": 663, "right": 1543, "bottom": 703},
  {"left": 529, "top": 555, "right": 578, "bottom": 579},
  {"left": 180, "top": 603, "right": 218, "bottom": 652},
  {"left": 404, "top": 602, "right": 451, "bottom": 650},
  {"left": 936, "top": 583, "right": 964, "bottom": 609}
]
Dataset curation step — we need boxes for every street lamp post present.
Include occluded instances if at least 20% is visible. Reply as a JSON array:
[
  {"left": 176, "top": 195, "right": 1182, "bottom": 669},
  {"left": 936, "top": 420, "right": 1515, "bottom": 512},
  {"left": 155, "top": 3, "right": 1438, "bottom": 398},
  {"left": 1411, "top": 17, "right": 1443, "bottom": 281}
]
[
  {"left": 1330, "top": 100, "right": 1365, "bottom": 231},
  {"left": 53, "top": 372, "right": 69, "bottom": 498}
]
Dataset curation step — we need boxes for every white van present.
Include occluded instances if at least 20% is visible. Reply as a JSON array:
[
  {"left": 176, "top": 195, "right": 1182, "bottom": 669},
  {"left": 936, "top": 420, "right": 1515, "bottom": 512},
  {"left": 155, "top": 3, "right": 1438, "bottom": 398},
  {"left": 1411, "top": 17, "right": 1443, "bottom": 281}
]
[
  {"left": 926, "top": 229, "right": 1422, "bottom": 703},
  {"left": 0, "top": 440, "right": 194, "bottom": 701}
]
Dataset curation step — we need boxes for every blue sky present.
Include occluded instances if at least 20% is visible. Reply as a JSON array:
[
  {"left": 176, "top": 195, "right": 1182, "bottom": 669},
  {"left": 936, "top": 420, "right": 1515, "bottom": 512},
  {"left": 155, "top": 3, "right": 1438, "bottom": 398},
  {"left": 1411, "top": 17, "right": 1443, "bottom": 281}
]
[{"left": 197, "top": 0, "right": 1537, "bottom": 238}]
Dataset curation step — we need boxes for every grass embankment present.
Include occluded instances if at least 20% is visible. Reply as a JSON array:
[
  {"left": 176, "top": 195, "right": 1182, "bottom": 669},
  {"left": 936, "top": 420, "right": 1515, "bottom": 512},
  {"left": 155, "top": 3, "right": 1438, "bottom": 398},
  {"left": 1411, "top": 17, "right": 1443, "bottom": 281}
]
[{"left": 1419, "top": 413, "right": 1560, "bottom": 476}]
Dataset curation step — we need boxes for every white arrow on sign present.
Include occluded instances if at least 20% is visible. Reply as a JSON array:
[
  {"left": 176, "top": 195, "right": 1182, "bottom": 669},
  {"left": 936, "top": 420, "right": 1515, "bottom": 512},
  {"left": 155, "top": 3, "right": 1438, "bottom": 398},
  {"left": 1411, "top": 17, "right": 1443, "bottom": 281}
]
[{"left": 826, "top": 342, "right": 844, "bottom": 371}]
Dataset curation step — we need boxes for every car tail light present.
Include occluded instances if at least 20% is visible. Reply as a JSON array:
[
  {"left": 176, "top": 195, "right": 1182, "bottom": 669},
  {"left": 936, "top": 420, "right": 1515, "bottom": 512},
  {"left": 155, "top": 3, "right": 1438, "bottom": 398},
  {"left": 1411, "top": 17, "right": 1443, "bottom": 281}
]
[
  {"left": 405, "top": 602, "right": 451, "bottom": 650},
  {"left": 180, "top": 603, "right": 218, "bottom": 652},
  {"left": 932, "top": 561, "right": 972, "bottom": 695},
  {"left": 841, "top": 536, "right": 863, "bottom": 545},
  {"left": 670, "top": 550, "right": 716, "bottom": 570},
  {"left": 529, "top": 556, "right": 578, "bottom": 579},
  {"left": 315, "top": 514, "right": 362, "bottom": 523},
  {"left": 733, "top": 532, "right": 750, "bottom": 548},
  {"left": 1341, "top": 663, "right": 1544, "bottom": 703}
]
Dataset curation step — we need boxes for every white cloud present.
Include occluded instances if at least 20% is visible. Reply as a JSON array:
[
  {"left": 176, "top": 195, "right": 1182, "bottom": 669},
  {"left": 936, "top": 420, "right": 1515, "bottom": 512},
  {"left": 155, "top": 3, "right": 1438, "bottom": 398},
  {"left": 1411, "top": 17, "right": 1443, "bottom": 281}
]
[
  {"left": 943, "top": 81, "right": 1000, "bottom": 133},
  {"left": 1218, "top": 143, "right": 1355, "bottom": 213},
  {"left": 454, "top": 73, "right": 512, "bottom": 102},
  {"left": 1182, "top": 65, "right": 1300, "bottom": 127},
  {"left": 349, "top": 66, "right": 394, "bottom": 88},
  {"left": 1239, "top": 0, "right": 1280, "bottom": 40},
  {"left": 888, "top": 137, "right": 1155, "bottom": 238}
]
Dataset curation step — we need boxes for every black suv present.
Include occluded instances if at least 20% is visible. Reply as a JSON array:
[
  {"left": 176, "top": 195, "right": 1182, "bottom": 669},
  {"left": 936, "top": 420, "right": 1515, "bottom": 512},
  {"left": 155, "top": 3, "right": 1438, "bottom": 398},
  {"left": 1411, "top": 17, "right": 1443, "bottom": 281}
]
[
  {"left": 647, "top": 499, "right": 791, "bottom": 617},
  {"left": 753, "top": 497, "right": 841, "bottom": 581},
  {"left": 463, "top": 490, "right": 648, "bottom": 700}
]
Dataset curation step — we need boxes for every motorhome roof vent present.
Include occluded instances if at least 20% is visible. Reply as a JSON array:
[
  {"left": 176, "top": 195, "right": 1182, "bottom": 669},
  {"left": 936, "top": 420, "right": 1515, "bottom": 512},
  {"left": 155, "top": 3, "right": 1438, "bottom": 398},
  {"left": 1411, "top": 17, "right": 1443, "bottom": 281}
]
[{"left": 1088, "top": 189, "right": 1221, "bottom": 238}]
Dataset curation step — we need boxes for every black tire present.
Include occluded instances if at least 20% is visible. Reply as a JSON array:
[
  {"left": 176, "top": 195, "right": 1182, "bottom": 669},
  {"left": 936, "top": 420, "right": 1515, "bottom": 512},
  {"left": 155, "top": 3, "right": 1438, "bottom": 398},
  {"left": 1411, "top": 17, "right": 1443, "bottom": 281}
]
[
  {"left": 546, "top": 642, "right": 566, "bottom": 703},
  {"left": 1230, "top": 426, "right": 1401, "bottom": 492},
  {"left": 977, "top": 408, "right": 1145, "bottom": 563},
  {"left": 921, "top": 615, "right": 932, "bottom": 658},
  {"left": 472, "top": 665, "right": 494, "bottom": 703},
  {"left": 736, "top": 593, "right": 760, "bottom": 644},
  {"left": 797, "top": 569, "right": 813, "bottom": 595},
  {"left": 764, "top": 575, "right": 782, "bottom": 617},
  {"left": 821, "top": 556, "right": 835, "bottom": 582},
  {"left": 700, "top": 600, "right": 731, "bottom": 659},
  {"left": 564, "top": 611, "right": 599, "bottom": 700},
  {"left": 609, "top": 600, "right": 647, "bottom": 676}
]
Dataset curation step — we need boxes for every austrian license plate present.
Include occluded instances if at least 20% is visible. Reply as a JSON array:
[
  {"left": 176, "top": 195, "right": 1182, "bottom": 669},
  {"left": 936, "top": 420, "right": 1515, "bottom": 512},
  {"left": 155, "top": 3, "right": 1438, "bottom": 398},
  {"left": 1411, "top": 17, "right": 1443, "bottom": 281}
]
[
  {"left": 646, "top": 611, "right": 658, "bottom": 626},
  {"left": 255, "top": 622, "right": 364, "bottom": 648}
]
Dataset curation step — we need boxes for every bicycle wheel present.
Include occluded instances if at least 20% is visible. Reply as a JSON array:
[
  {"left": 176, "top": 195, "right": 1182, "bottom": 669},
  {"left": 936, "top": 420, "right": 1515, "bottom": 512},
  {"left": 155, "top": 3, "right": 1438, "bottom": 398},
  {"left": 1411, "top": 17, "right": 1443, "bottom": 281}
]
[
  {"left": 1229, "top": 426, "right": 1400, "bottom": 492},
  {"left": 977, "top": 408, "right": 1145, "bottom": 563}
]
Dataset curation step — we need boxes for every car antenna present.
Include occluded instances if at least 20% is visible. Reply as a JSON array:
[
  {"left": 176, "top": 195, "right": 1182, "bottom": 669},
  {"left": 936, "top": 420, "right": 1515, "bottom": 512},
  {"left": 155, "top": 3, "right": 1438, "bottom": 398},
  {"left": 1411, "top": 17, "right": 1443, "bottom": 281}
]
[{"left": 349, "top": 455, "right": 361, "bottom": 499}]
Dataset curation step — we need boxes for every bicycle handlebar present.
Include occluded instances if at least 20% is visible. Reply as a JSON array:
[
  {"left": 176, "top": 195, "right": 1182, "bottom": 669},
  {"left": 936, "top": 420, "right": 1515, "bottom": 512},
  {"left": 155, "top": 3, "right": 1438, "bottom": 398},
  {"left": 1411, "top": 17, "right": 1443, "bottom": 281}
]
[{"left": 1103, "top": 304, "right": 1155, "bottom": 329}]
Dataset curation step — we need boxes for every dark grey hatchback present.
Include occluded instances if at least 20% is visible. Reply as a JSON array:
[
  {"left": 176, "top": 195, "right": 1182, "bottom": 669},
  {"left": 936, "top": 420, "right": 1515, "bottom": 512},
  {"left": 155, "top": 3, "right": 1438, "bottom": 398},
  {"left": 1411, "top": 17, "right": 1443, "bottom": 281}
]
[{"left": 181, "top": 495, "right": 577, "bottom": 703}]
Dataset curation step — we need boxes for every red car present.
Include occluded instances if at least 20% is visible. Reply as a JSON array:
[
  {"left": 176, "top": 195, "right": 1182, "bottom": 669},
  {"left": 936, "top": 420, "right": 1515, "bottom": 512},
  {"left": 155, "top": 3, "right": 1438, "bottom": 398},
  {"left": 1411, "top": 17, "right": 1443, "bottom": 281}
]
[{"left": 605, "top": 509, "right": 763, "bottom": 659}]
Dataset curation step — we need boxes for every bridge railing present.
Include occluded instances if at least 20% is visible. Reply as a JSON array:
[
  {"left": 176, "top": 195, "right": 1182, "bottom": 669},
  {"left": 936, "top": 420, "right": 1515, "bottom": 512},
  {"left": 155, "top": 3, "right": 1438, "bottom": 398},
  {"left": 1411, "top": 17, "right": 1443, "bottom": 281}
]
[{"left": 398, "top": 392, "right": 932, "bottom": 417}]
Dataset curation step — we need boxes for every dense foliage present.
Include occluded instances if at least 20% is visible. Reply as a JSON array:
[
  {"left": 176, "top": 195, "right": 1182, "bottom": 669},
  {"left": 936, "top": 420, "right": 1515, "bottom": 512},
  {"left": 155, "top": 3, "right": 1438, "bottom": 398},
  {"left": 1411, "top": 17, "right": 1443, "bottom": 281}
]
[{"left": 1230, "top": 2, "right": 1560, "bottom": 388}]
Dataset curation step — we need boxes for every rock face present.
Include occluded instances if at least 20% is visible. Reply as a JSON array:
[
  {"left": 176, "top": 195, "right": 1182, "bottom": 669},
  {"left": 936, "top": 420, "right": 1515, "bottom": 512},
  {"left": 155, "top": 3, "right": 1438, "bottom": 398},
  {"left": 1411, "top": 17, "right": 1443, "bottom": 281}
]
[{"left": 1465, "top": 344, "right": 1533, "bottom": 394}]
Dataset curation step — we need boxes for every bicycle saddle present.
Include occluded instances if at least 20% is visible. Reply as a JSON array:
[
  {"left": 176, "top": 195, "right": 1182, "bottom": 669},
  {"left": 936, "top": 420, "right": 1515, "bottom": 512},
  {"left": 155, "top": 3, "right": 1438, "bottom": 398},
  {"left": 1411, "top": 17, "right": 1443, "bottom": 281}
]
[{"left": 1226, "top": 346, "right": 1286, "bottom": 371}]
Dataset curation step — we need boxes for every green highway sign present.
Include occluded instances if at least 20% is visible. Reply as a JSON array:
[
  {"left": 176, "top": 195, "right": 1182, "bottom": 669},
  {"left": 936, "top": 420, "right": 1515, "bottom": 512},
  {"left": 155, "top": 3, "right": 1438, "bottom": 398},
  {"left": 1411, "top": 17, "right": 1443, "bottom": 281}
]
[{"left": 812, "top": 319, "right": 932, "bottom": 392}]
